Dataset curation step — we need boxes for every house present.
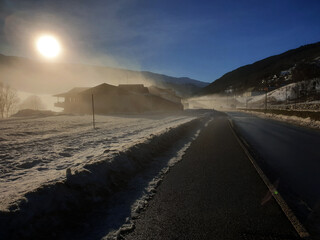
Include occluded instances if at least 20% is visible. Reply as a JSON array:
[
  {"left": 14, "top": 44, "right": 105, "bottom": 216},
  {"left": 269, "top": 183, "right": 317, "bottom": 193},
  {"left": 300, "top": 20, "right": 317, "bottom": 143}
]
[
  {"left": 118, "top": 84, "right": 149, "bottom": 94},
  {"left": 148, "top": 86, "right": 182, "bottom": 104},
  {"left": 54, "top": 87, "right": 90, "bottom": 110},
  {"left": 54, "top": 83, "right": 183, "bottom": 114}
]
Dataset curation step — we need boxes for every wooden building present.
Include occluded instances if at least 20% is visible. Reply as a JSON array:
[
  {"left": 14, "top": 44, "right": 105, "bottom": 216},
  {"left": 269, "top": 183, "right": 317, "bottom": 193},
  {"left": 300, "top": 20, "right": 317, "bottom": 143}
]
[{"left": 54, "top": 83, "right": 183, "bottom": 114}]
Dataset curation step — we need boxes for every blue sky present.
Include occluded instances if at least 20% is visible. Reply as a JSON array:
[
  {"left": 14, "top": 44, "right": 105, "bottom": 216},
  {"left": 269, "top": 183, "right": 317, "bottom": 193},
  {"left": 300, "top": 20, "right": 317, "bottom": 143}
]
[{"left": 0, "top": 0, "right": 319, "bottom": 82}]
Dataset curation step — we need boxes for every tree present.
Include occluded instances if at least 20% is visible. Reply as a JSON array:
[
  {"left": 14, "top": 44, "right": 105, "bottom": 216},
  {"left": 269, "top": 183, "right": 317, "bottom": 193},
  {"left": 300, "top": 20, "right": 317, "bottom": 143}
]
[
  {"left": 0, "top": 82, "right": 20, "bottom": 118},
  {"left": 4, "top": 86, "right": 19, "bottom": 117},
  {"left": 0, "top": 82, "right": 5, "bottom": 118},
  {"left": 19, "top": 95, "right": 45, "bottom": 111}
]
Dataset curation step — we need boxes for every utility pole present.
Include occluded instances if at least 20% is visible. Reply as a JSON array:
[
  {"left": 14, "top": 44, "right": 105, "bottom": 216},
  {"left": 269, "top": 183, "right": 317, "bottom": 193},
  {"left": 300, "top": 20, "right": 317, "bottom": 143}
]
[
  {"left": 264, "top": 78, "right": 269, "bottom": 113},
  {"left": 295, "top": 85, "right": 300, "bottom": 109},
  {"left": 265, "top": 88, "right": 268, "bottom": 113},
  {"left": 226, "top": 93, "right": 229, "bottom": 108},
  {"left": 285, "top": 86, "right": 288, "bottom": 105},
  {"left": 246, "top": 95, "right": 248, "bottom": 109},
  {"left": 92, "top": 94, "right": 95, "bottom": 129},
  {"left": 126, "top": 71, "right": 129, "bottom": 84},
  {"left": 211, "top": 96, "right": 214, "bottom": 110}
]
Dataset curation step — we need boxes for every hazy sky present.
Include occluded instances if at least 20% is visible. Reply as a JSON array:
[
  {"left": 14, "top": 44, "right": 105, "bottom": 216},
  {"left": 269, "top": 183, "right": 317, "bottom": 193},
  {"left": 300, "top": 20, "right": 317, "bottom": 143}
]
[{"left": 0, "top": 0, "right": 319, "bottom": 83}]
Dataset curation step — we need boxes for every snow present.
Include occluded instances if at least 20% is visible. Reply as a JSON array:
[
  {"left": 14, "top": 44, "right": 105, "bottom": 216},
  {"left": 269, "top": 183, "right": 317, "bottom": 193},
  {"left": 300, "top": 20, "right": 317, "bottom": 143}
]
[
  {"left": 247, "top": 79, "right": 320, "bottom": 105},
  {"left": 0, "top": 113, "right": 196, "bottom": 211},
  {"left": 102, "top": 126, "right": 204, "bottom": 240},
  {"left": 241, "top": 110, "right": 320, "bottom": 130}
]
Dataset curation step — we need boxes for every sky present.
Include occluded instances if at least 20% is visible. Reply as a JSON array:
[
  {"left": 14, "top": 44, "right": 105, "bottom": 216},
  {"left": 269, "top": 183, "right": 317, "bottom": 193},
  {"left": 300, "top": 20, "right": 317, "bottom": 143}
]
[{"left": 0, "top": 0, "right": 319, "bottom": 83}]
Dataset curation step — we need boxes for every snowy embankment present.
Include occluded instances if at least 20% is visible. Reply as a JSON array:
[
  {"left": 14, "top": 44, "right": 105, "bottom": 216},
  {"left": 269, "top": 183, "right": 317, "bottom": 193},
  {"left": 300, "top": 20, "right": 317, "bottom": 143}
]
[
  {"left": 240, "top": 110, "right": 320, "bottom": 129},
  {"left": 0, "top": 113, "right": 206, "bottom": 239}
]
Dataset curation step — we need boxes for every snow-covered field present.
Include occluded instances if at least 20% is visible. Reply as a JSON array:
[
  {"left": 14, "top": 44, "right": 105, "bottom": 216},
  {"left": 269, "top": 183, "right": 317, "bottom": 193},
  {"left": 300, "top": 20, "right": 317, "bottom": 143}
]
[
  {"left": 0, "top": 114, "right": 197, "bottom": 211},
  {"left": 0, "top": 112, "right": 209, "bottom": 239}
]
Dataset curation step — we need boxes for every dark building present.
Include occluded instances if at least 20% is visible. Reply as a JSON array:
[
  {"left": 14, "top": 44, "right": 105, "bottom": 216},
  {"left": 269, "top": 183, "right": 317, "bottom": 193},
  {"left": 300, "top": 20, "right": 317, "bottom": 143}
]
[
  {"left": 54, "top": 83, "right": 183, "bottom": 114},
  {"left": 118, "top": 84, "right": 149, "bottom": 94}
]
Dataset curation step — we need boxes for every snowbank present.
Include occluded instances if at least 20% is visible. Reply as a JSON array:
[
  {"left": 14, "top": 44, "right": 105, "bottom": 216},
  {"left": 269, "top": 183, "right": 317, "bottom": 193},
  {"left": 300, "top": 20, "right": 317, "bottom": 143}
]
[
  {"left": 0, "top": 114, "right": 204, "bottom": 239},
  {"left": 0, "top": 114, "right": 195, "bottom": 209},
  {"left": 104, "top": 123, "right": 206, "bottom": 240},
  {"left": 241, "top": 110, "right": 320, "bottom": 130}
]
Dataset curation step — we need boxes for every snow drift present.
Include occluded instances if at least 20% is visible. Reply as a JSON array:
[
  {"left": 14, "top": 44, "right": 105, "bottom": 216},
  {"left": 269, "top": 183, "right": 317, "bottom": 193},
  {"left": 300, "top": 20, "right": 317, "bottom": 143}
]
[{"left": 0, "top": 114, "right": 204, "bottom": 239}]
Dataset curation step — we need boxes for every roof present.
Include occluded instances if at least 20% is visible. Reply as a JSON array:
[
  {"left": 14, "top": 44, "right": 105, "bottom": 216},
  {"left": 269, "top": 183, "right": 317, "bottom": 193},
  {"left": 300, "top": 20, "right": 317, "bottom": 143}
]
[
  {"left": 118, "top": 84, "right": 149, "bottom": 94},
  {"left": 80, "top": 83, "right": 127, "bottom": 95},
  {"left": 148, "top": 86, "right": 181, "bottom": 104},
  {"left": 148, "top": 86, "right": 176, "bottom": 96},
  {"left": 53, "top": 87, "right": 89, "bottom": 97},
  {"left": 53, "top": 83, "right": 149, "bottom": 99}
]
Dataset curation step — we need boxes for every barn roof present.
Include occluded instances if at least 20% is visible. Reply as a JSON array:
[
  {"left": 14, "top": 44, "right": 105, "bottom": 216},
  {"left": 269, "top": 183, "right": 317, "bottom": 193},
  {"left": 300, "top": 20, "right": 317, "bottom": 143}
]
[
  {"left": 53, "top": 87, "right": 89, "bottom": 97},
  {"left": 79, "top": 83, "right": 127, "bottom": 95},
  {"left": 118, "top": 84, "right": 149, "bottom": 94}
]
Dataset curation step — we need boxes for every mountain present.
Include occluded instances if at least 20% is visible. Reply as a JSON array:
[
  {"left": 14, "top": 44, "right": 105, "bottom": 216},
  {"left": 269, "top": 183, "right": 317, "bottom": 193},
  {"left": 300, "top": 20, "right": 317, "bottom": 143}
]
[
  {"left": 0, "top": 54, "right": 207, "bottom": 97},
  {"left": 200, "top": 42, "right": 320, "bottom": 95}
]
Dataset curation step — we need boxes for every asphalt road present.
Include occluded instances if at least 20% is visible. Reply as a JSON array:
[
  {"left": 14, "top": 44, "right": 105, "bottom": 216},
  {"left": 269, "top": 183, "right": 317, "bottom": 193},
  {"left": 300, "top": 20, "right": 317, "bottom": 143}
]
[
  {"left": 124, "top": 111, "right": 298, "bottom": 240},
  {"left": 227, "top": 111, "right": 320, "bottom": 235}
]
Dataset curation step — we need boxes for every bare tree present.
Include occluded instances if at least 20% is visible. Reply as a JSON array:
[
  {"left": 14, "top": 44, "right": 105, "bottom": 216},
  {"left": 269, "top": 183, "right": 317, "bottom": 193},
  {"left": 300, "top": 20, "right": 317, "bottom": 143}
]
[
  {"left": 4, "top": 86, "right": 19, "bottom": 117},
  {"left": 0, "top": 82, "right": 20, "bottom": 118},
  {"left": 0, "top": 82, "right": 5, "bottom": 118},
  {"left": 19, "top": 95, "right": 45, "bottom": 111}
]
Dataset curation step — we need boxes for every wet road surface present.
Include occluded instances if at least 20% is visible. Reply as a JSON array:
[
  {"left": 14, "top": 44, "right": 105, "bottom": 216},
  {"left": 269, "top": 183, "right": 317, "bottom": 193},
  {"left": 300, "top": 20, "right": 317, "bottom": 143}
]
[
  {"left": 227, "top": 111, "right": 320, "bottom": 235},
  {"left": 124, "top": 111, "right": 298, "bottom": 240}
]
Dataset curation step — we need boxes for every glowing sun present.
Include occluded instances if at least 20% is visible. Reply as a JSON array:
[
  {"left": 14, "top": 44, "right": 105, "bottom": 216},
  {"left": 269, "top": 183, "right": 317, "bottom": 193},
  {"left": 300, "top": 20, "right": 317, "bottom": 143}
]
[{"left": 36, "top": 35, "right": 61, "bottom": 58}]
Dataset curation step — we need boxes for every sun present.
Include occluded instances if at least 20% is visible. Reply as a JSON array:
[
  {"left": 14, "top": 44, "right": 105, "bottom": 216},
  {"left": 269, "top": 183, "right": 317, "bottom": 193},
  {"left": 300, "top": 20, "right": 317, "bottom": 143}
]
[{"left": 36, "top": 35, "right": 61, "bottom": 58}]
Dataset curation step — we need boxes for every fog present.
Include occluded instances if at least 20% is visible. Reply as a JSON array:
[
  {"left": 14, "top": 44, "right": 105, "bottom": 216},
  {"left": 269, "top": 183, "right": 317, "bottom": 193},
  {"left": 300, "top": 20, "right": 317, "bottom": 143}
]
[
  {"left": 185, "top": 94, "right": 241, "bottom": 110},
  {"left": 0, "top": 56, "right": 158, "bottom": 112},
  {"left": 17, "top": 91, "right": 60, "bottom": 112},
  {"left": 0, "top": 59, "right": 152, "bottom": 92}
]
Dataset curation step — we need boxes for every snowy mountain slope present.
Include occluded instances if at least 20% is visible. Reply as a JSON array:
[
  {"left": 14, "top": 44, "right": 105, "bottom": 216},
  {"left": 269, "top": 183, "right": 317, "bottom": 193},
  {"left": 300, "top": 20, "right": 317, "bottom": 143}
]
[
  {"left": 200, "top": 41, "right": 320, "bottom": 95},
  {"left": 245, "top": 78, "right": 320, "bottom": 107}
]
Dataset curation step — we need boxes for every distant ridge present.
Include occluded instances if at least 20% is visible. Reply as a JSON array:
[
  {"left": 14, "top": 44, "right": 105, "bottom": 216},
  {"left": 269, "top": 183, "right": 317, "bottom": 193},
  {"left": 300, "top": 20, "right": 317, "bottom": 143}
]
[
  {"left": 0, "top": 54, "right": 208, "bottom": 97},
  {"left": 200, "top": 41, "right": 320, "bottom": 95}
]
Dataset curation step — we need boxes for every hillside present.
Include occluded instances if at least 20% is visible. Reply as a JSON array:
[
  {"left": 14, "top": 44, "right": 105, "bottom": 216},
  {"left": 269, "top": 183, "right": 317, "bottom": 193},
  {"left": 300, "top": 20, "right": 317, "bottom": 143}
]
[
  {"left": 0, "top": 54, "right": 207, "bottom": 97},
  {"left": 201, "top": 42, "right": 320, "bottom": 95}
]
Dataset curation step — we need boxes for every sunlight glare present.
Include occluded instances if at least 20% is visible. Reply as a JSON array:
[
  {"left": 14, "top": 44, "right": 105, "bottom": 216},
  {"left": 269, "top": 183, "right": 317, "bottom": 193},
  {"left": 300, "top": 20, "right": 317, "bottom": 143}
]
[{"left": 36, "top": 35, "right": 61, "bottom": 58}]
